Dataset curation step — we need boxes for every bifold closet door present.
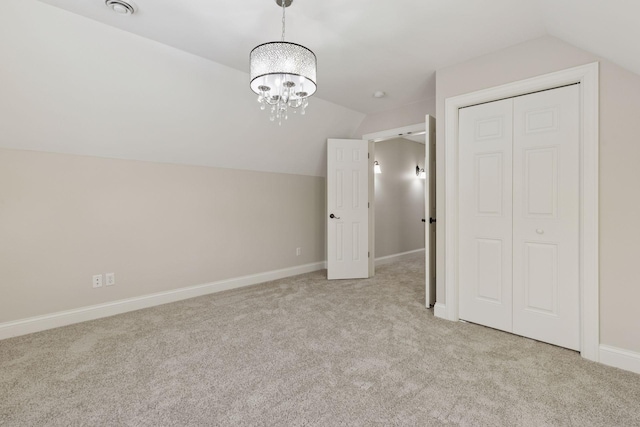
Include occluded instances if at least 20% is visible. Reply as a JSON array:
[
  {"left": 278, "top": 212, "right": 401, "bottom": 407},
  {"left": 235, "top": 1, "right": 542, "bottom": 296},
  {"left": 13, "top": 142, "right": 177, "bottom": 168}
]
[
  {"left": 458, "top": 85, "right": 580, "bottom": 351},
  {"left": 512, "top": 85, "right": 580, "bottom": 350},
  {"left": 458, "top": 98, "right": 514, "bottom": 332}
]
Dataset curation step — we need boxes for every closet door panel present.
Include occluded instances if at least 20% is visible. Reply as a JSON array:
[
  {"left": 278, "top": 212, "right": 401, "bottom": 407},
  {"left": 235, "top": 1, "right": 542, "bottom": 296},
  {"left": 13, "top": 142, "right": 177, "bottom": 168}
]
[
  {"left": 458, "top": 99, "right": 513, "bottom": 332},
  {"left": 512, "top": 85, "right": 580, "bottom": 350}
]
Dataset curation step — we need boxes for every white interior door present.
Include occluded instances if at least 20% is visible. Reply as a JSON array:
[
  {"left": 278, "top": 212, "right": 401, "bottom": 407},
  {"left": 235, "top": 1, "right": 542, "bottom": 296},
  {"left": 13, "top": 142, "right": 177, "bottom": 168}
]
[
  {"left": 327, "top": 139, "right": 369, "bottom": 280},
  {"left": 512, "top": 85, "right": 580, "bottom": 350},
  {"left": 425, "top": 115, "right": 436, "bottom": 307},
  {"left": 458, "top": 99, "right": 514, "bottom": 332}
]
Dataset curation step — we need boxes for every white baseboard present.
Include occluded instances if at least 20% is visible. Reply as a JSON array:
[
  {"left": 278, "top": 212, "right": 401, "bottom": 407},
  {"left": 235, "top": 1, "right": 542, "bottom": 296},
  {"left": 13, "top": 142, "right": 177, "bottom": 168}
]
[
  {"left": 434, "top": 302, "right": 447, "bottom": 319},
  {"left": 0, "top": 261, "right": 326, "bottom": 341},
  {"left": 375, "top": 248, "right": 425, "bottom": 266},
  {"left": 599, "top": 345, "right": 640, "bottom": 375}
]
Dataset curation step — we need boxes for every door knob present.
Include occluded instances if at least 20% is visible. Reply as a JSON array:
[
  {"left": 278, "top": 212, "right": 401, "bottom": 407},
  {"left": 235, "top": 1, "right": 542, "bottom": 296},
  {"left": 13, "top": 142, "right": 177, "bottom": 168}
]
[
  {"left": 536, "top": 229, "right": 544, "bottom": 234},
  {"left": 330, "top": 213, "right": 340, "bottom": 219}
]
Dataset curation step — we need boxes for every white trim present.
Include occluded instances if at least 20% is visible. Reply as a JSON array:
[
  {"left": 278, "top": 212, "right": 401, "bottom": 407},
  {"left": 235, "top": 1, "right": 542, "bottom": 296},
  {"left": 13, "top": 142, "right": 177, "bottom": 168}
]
[
  {"left": 0, "top": 261, "right": 326, "bottom": 340},
  {"left": 362, "top": 123, "right": 426, "bottom": 143},
  {"left": 375, "top": 248, "right": 425, "bottom": 266},
  {"left": 368, "top": 140, "right": 376, "bottom": 277},
  {"left": 599, "top": 345, "right": 640, "bottom": 375},
  {"left": 434, "top": 302, "right": 447, "bottom": 318},
  {"left": 442, "top": 62, "right": 600, "bottom": 361}
]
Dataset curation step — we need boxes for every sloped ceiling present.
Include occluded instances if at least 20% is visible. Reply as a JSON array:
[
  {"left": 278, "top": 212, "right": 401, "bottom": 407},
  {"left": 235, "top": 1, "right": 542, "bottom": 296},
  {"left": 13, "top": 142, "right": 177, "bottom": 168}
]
[
  {"left": 0, "top": 0, "right": 364, "bottom": 177},
  {"left": 4, "top": 0, "right": 640, "bottom": 176},
  {"left": 541, "top": 0, "right": 640, "bottom": 76},
  {"left": 32, "top": 0, "right": 640, "bottom": 115},
  {"left": 35, "top": 0, "right": 546, "bottom": 114}
]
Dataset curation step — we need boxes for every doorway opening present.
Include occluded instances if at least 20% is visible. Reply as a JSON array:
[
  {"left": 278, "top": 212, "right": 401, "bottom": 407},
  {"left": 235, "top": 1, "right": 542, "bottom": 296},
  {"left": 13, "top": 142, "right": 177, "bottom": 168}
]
[
  {"left": 373, "top": 136, "right": 425, "bottom": 264},
  {"left": 363, "top": 117, "right": 436, "bottom": 307}
]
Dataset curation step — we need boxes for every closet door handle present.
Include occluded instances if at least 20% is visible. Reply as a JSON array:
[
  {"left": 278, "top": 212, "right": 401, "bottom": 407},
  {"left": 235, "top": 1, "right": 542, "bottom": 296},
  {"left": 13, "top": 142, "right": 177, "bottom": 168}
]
[{"left": 536, "top": 229, "right": 544, "bottom": 235}]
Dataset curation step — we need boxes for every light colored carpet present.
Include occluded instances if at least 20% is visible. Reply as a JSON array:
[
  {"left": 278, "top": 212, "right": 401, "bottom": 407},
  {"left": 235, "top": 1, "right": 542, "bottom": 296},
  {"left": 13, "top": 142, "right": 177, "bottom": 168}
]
[{"left": 1, "top": 254, "right": 639, "bottom": 426}]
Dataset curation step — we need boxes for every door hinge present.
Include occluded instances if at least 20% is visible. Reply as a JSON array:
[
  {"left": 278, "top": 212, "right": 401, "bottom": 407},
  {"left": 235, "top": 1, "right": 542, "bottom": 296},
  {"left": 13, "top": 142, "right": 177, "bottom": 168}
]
[
  {"left": 368, "top": 153, "right": 370, "bottom": 159},
  {"left": 368, "top": 202, "right": 370, "bottom": 208},
  {"left": 368, "top": 252, "right": 370, "bottom": 258}
]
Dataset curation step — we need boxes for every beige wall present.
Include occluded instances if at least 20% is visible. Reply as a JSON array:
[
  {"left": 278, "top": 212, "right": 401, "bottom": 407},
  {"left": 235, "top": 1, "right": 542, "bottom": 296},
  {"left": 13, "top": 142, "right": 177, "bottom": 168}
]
[
  {"left": 0, "top": 148, "right": 325, "bottom": 323},
  {"left": 374, "top": 138, "right": 426, "bottom": 258},
  {"left": 353, "top": 98, "right": 436, "bottom": 138},
  {"left": 435, "top": 35, "right": 640, "bottom": 353}
]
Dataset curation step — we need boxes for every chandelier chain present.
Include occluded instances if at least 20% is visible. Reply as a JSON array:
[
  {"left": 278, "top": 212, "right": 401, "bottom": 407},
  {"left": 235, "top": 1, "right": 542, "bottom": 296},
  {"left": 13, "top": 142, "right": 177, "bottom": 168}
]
[{"left": 281, "top": 0, "right": 286, "bottom": 41}]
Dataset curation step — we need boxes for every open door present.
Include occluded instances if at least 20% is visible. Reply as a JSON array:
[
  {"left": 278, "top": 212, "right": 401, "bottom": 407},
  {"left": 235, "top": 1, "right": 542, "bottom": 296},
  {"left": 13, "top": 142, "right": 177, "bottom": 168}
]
[
  {"left": 327, "top": 139, "right": 369, "bottom": 280},
  {"left": 425, "top": 115, "right": 436, "bottom": 307}
]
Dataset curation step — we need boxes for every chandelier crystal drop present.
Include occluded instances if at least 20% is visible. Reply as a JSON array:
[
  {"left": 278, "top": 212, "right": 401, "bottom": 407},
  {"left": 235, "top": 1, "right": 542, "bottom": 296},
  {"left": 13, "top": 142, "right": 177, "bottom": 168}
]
[{"left": 250, "top": 0, "right": 317, "bottom": 125}]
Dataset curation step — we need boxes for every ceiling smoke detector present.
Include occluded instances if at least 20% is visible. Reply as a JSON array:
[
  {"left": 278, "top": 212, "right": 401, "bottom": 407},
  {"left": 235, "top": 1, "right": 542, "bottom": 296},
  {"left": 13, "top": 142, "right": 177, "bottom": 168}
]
[{"left": 105, "top": 0, "right": 136, "bottom": 15}]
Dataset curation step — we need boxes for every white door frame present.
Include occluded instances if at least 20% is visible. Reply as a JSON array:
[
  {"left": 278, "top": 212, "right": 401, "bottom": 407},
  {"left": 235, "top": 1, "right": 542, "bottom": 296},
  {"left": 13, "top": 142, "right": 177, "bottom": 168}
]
[{"left": 438, "top": 62, "right": 600, "bottom": 361}]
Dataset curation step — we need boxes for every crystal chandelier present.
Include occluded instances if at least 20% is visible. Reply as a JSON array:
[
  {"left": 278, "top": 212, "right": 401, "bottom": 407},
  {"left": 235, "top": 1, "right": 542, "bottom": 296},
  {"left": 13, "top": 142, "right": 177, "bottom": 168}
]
[{"left": 250, "top": 0, "right": 317, "bottom": 124}]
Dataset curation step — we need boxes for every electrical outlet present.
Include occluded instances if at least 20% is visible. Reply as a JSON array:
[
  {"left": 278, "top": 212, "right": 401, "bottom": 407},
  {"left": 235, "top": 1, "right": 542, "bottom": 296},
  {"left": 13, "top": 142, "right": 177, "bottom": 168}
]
[
  {"left": 92, "top": 274, "right": 103, "bottom": 288},
  {"left": 105, "top": 273, "right": 115, "bottom": 286},
  {"left": 296, "top": 247, "right": 301, "bottom": 256}
]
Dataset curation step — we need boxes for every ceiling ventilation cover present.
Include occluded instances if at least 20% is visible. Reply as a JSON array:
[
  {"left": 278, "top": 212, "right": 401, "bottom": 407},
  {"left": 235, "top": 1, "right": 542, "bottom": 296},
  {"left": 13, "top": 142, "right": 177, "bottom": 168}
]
[{"left": 105, "top": 0, "right": 136, "bottom": 15}]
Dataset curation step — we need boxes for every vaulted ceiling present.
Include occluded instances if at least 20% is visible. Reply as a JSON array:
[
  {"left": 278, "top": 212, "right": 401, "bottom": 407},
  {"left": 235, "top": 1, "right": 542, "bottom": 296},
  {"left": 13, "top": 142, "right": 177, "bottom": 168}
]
[
  {"left": 4, "top": 0, "right": 639, "bottom": 177},
  {"left": 35, "top": 0, "right": 640, "bottom": 114}
]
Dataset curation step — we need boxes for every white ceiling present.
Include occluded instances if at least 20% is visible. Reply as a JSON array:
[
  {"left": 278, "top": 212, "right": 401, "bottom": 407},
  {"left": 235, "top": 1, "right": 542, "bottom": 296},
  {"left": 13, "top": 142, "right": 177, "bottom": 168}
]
[
  {"left": 403, "top": 135, "right": 426, "bottom": 144},
  {"left": 31, "top": 0, "right": 640, "bottom": 114},
  {"left": 541, "top": 0, "right": 640, "bottom": 76},
  {"left": 34, "top": 0, "right": 640, "bottom": 114},
  {"left": 33, "top": 0, "right": 543, "bottom": 114},
  {"left": 7, "top": 0, "right": 640, "bottom": 177},
  {"left": 0, "top": 0, "right": 364, "bottom": 177}
]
